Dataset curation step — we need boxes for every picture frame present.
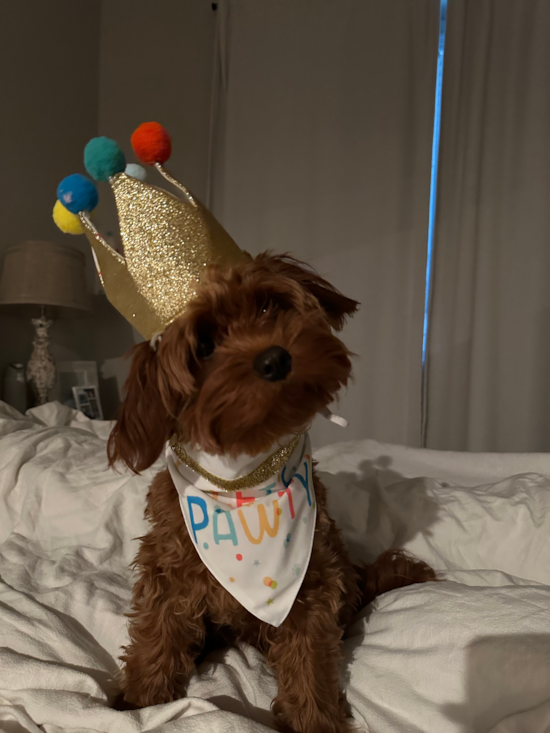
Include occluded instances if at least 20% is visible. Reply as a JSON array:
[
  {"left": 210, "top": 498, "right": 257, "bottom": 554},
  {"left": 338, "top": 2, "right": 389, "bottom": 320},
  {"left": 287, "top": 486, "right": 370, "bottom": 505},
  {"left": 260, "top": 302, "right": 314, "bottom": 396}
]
[
  {"left": 55, "top": 361, "right": 99, "bottom": 406},
  {"left": 72, "top": 385, "right": 104, "bottom": 420}
]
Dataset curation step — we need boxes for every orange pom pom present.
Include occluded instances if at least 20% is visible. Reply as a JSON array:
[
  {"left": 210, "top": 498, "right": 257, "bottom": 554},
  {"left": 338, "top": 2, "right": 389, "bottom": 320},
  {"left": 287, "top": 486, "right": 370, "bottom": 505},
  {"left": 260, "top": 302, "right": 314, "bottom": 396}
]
[{"left": 131, "top": 122, "right": 172, "bottom": 165}]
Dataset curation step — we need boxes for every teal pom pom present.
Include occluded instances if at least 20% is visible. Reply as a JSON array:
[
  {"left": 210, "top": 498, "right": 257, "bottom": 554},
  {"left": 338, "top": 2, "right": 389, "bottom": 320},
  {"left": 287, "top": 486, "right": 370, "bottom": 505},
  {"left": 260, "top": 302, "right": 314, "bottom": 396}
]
[
  {"left": 84, "top": 137, "right": 126, "bottom": 181},
  {"left": 125, "top": 163, "right": 147, "bottom": 181},
  {"left": 57, "top": 174, "right": 98, "bottom": 213}
]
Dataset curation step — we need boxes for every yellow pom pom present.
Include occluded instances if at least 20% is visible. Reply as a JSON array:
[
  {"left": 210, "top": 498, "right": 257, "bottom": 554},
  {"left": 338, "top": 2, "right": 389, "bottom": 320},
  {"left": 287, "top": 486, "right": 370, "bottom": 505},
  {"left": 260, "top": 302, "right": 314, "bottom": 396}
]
[{"left": 53, "top": 199, "right": 85, "bottom": 234}]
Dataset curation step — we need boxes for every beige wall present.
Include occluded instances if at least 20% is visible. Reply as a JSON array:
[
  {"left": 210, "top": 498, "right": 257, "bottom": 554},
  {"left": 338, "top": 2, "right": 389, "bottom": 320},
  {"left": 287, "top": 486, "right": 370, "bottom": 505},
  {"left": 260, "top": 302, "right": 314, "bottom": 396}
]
[
  {"left": 0, "top": 0, "right": 216, "bottom": 417},
  {"left": 0, "top": 0, "right": 101, "bottom": 382},
  {"left": 99, "top": 0, "right": 216, "bottom": 203}
]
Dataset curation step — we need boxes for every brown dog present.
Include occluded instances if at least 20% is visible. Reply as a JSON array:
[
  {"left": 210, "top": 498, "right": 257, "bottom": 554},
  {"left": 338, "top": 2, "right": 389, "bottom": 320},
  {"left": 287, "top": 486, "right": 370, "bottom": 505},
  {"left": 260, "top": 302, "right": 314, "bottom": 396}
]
[{"left": 110, "top": 253, "right": 435, "bottom": 732}]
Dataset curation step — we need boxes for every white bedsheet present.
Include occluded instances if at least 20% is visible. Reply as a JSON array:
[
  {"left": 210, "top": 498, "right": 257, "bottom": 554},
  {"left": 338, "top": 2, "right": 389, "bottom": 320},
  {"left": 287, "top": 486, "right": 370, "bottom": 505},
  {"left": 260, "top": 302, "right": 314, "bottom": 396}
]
[{"left": 0, "top": 402, "right": 549, "bottom": 733}]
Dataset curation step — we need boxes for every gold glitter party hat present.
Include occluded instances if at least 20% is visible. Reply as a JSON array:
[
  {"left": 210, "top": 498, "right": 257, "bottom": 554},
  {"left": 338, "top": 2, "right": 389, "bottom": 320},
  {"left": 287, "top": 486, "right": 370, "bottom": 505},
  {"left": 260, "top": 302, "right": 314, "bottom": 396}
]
[{"left": 53, "top": 122, "right": 249, "bottom": 340}]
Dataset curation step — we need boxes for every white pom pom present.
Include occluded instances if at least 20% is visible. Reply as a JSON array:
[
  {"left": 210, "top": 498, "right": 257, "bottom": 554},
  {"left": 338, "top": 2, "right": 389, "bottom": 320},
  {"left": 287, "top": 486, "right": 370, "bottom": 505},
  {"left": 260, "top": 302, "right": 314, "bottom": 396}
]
[{"left": 125, "top": 163, "right": 147, "bottom": 181}]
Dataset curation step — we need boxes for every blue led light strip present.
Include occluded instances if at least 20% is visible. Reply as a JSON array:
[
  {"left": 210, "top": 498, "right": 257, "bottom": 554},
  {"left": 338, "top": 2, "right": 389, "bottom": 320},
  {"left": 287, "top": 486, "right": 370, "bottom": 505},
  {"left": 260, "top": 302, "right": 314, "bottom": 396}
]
[{"left": 421, "top": 0, "right": 448, "bottom": 445}]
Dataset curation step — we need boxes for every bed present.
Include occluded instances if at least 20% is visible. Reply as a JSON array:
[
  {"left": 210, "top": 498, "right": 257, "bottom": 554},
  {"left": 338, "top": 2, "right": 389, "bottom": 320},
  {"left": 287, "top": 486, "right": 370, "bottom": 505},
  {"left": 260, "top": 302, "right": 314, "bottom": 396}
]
[{"left": 0, "top": 401, "right": 549, "bottom": 733}]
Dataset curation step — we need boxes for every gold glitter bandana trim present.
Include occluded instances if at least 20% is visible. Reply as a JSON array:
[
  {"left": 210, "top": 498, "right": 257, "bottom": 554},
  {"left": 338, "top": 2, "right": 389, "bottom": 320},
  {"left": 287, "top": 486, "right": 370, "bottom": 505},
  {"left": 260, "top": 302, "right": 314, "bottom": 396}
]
[{"left": 170, "top": 435, "right": 302, "bottom": 492}]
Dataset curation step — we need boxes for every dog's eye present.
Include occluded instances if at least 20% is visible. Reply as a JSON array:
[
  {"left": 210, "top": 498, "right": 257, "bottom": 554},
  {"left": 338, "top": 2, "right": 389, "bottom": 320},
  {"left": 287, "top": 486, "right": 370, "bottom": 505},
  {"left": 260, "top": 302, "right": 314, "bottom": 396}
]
[
  {"left": 258, "top": 294, "right": 290, "bottom": 316},
  {"left": 196, "top": 333, "right": 215, "bottom": 360},
  {"left": 258, "top": 296, "right": 271, "bottom": 314}
]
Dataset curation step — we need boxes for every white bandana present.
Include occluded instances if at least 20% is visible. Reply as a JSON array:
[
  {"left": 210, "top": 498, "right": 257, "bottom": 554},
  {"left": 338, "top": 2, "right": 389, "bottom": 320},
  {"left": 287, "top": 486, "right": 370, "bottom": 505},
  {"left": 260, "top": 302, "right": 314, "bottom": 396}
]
[{"left": 166, "top": 434, "right": 316, "bottom": 627}]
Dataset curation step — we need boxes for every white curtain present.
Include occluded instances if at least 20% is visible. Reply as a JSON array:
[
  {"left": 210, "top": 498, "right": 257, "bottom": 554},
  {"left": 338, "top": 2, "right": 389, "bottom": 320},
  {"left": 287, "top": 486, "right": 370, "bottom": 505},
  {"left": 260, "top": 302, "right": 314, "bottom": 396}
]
[
  {"left": 426, "top": 0, "right": 550, "bottom": 451},
  {"left": 211, "top": 0, "right": 439, "bottom": 448}
]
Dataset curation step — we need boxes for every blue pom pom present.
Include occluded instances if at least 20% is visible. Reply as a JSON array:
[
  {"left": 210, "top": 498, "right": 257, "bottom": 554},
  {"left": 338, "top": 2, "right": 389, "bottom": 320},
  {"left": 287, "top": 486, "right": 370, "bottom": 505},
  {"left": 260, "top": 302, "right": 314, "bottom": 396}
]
[
  {"left": 84, "top": 137, "right": 126, "bottom": 181},
  {"left": 57, "top": 174, "right": 98, "bottom": 213},
  {"left": 125, "top": 163, "right": 147, "bottom": 181}
]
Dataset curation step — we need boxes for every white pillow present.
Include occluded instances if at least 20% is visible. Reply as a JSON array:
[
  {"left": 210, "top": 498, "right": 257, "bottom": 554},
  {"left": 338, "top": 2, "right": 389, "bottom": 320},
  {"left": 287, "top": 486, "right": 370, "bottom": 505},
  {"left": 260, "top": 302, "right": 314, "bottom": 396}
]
[
  {"left": 345, "top": 580, "right": 550, "bottom": 733},
  {"left": 319, "top": 469, "right": 550, "bottom": 585}
]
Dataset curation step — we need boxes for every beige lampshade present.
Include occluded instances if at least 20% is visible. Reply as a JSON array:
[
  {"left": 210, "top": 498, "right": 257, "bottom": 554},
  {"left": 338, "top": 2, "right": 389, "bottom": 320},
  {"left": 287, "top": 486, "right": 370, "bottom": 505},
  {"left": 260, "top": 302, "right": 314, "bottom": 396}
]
[{"left": 0, "top": 240, "right": 92, "bottom": 318}]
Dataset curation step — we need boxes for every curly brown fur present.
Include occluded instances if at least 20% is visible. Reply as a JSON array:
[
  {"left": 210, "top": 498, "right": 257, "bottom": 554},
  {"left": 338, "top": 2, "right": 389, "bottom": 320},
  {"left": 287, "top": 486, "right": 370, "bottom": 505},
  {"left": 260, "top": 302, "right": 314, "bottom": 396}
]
[{"left": 110, "top": 253, "right": 436, "bottom": 732}]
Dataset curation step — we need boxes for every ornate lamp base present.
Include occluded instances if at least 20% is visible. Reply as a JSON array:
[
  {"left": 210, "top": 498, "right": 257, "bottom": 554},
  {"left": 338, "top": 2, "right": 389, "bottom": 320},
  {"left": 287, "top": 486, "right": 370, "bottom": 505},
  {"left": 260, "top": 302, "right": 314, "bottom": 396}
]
[{"left": 27, "top": 310, "right": 56, "bottom": 405}]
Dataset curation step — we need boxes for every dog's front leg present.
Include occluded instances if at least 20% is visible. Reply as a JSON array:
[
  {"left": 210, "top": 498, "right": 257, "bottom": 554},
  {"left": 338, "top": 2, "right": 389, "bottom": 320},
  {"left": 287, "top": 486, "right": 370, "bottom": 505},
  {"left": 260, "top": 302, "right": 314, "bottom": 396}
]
[
  {"left": 119, "top": 565, "right": 205, "bottom": 707},
  {"left": 267, "top": 605, "right": 352, "bottom": 733}
]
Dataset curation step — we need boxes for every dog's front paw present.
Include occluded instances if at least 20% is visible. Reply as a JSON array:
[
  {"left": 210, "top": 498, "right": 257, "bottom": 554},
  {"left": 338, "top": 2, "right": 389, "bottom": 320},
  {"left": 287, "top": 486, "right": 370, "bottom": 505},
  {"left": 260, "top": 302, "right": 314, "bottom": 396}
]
[
  {"left": 114, "top": 685, "right": 186, "bottom": 709},
  {"left": 112, "top": 692, "right": 139, "bottom": 711},
  {"left": 273, "top": 698, "right": 355, "bottom": 733}
]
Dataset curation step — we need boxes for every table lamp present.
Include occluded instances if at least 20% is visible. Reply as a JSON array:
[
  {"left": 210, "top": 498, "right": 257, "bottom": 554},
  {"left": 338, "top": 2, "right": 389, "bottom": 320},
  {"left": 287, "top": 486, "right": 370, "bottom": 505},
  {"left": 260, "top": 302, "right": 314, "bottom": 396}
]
[{"left": 0, "top": 240, "right": 92, "bottom": 404}]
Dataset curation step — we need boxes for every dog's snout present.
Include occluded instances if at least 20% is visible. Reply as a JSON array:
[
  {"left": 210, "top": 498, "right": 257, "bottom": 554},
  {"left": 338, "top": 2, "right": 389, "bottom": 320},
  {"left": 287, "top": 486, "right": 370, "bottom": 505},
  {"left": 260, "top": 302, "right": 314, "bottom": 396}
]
[{"left": 254, "top": 346, "right": 292, "bottom": 382}]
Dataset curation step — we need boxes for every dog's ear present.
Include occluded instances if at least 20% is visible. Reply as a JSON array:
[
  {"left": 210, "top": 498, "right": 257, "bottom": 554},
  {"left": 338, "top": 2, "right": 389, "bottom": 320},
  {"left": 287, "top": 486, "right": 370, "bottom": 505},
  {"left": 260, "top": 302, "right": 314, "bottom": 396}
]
[
  {"left": 108, "top": 342, "right": 173, "bottom": 473},
  {"left": 262, "top": 253, "right": 359, "bottom": 330}
]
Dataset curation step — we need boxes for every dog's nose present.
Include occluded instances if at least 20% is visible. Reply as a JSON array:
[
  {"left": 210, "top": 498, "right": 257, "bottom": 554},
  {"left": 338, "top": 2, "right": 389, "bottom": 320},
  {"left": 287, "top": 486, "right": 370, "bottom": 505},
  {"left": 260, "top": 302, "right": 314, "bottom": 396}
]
[{"left": 254, "top": 346, "right": 292, "bottom": 382}]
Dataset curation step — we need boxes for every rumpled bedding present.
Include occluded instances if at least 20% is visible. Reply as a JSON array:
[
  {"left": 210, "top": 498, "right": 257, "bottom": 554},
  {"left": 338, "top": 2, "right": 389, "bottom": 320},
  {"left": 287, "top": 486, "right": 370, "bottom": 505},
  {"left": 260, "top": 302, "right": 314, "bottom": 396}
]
[{"left": 0, "top": 401, "right": 549, "bottom": 733}]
